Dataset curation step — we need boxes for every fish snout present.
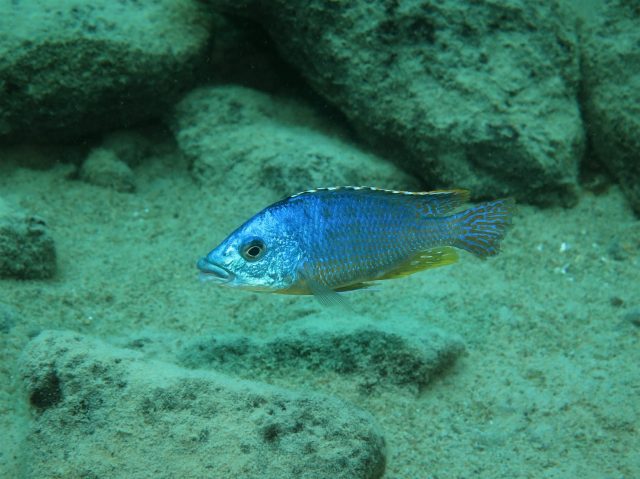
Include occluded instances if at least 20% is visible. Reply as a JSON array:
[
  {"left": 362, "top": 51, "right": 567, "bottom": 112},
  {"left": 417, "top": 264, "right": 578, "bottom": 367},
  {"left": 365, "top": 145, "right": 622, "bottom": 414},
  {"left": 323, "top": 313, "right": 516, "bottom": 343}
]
[{"left": 197, "top": 257, "right": 234, "bottom": 283}]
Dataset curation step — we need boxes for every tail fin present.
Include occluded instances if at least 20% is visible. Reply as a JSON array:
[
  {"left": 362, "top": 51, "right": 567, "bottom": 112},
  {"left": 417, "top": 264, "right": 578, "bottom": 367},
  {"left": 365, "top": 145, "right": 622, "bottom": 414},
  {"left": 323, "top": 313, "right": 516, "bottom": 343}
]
[{"left": 451, "top": 198, "right": 515, "bottom": 258}]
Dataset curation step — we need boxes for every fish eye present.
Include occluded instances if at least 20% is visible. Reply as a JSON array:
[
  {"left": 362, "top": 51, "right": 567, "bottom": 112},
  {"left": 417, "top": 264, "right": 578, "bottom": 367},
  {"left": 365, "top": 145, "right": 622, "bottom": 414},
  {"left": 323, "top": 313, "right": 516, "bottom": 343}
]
[{"left": 240, "top": 238, "right": 266, "bottom": 261}]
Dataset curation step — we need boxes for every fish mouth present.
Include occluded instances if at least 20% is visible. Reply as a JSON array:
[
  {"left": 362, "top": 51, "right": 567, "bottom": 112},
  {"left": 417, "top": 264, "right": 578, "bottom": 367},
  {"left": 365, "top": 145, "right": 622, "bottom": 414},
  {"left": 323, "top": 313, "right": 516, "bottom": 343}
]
[{"left": 197, "top": 257, "right": 235, "bottom": 283}]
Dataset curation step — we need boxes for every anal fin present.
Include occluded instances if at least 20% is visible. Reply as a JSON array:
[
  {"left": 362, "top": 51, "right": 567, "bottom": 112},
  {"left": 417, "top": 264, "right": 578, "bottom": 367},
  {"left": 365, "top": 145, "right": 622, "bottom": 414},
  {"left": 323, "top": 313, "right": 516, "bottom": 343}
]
[
  {"left": 334, "top": 282, "right": 376, "bottom": 292},
  {"left": 378, "top": 247, "right": 459, "bottom": 280}
]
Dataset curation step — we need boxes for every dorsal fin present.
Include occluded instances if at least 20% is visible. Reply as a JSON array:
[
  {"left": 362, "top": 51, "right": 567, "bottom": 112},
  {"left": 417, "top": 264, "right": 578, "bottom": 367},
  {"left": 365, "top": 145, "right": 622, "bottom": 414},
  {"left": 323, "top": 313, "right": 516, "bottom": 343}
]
[{"left": 289, "top": 186, "right": 470, "bottom": 216}]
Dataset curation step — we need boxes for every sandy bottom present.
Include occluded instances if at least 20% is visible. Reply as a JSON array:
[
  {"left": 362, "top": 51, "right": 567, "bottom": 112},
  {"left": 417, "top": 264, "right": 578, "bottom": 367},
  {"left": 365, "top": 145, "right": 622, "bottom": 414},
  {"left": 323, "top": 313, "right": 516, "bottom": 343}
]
[{"left": 1, "top": 147, "right": 638, "bottom": 478}]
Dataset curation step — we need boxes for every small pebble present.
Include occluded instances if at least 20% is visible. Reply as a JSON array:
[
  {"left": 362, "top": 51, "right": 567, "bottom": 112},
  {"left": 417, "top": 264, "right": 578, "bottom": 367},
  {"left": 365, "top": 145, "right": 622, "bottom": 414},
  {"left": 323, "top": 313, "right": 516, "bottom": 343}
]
[
  {"left": 610, "top": 297, "right": 624, "bottom": 307},
  {"left": 623, "top": 308, "right": 640, "bottom": 327}
]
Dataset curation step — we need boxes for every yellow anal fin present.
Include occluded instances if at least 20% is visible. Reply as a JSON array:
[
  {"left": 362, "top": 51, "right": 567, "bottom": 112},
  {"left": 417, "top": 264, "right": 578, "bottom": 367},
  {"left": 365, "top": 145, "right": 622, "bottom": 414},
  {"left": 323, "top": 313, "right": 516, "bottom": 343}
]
[
  {"left": 334, "top": 282, "right": 376, "bottom": 292},
  {"left": 378, "top": 247, "right": 459, "bottom": 280}
]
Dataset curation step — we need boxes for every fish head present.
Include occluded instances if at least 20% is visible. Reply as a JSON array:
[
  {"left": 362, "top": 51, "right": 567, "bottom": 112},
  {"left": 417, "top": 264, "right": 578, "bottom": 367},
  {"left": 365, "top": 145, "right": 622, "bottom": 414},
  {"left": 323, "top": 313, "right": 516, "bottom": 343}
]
[{"left": 197, "top": 206, "right": 303, "bottom": 292}]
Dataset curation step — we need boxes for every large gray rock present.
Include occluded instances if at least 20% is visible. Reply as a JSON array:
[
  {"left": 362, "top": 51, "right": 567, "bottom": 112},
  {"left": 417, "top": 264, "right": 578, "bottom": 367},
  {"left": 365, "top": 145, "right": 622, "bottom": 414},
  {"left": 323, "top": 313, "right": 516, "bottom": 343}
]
[
  {"left": 211, "top": 0, "right": 584, "bottom": 205},
  {"left": 581, "top": 0, "right": 640, "bottom": 214},
  {"left": 172, "top": 85, "right": 419, "bottom": 199},
  {"left": 20, "top": 330, "right": 386, "bottom": 479},
  {"left": 0, "top": 0, "right": 212, "bottom": 143}
]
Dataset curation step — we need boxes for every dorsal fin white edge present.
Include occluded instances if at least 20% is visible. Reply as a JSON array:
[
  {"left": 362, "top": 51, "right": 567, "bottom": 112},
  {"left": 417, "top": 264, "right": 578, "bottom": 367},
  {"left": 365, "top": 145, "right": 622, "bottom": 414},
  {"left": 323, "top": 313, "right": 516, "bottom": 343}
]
[{"left": 290, "top": 186, "right": 469, "bottom": 199}]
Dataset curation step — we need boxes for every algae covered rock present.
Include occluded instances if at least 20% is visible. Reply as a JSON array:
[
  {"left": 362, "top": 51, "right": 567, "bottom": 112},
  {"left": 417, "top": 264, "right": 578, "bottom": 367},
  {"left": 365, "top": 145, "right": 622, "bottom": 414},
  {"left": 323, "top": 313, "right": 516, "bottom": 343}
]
[
  {"left": 172, "top": 85, "right": 419, "bottom": 198},
  {"left": 0, "top": 302, "right": 17, "bottom": 334},
  {"left": 100, "top": 129, "right": 160, "bottom": 168},
  {"left": 178, "top": 317, "right": 465, "bottom": 393},
  {"left": 212, "top": 0, "right": 584, "bottom": 205},
  {"left": 80, "top": 147, "right": 136, "bottom": 193},
  {"left": 581, "top": 0, "right": 640, "bottom": 214},
  {"left": 0, "top": 199, "right": 56, "bottom": 279},
  {"left": 20, "top": 330, "right": 387, "bottom": 479},
  {"left": 0, "top": 0, "right": 212, "bottom": 143}
]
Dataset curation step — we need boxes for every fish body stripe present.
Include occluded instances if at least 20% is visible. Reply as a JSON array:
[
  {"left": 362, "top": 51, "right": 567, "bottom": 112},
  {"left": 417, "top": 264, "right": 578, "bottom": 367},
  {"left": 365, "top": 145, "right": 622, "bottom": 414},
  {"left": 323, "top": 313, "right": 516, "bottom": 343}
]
[{"left": 290, "top": 188, "right": 454, "bottom": 289}]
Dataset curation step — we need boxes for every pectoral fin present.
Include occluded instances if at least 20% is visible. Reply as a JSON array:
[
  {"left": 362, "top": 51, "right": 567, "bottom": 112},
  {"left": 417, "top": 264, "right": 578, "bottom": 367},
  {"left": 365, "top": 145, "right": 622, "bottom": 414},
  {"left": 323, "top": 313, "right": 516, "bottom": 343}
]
[{"left": 297, "top": 261, "right": 354, "bottom": 310}]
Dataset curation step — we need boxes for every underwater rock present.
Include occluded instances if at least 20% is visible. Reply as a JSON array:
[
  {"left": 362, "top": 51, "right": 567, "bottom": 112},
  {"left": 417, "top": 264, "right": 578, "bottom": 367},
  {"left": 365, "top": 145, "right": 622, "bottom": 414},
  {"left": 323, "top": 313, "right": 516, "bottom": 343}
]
[
  {"left": 178, "top": 317, "right": 465, "bottom": 393},
  {"left": 607, "top": 223, "right": 640, "bottom": 262},
  {"left": 0, "top": 199, "right": 56, "bottom": 279},
  {"left": 20, "top": 330, "right": 386, "bottom": 479},
  {"left": 211, "top": 0, "right": 583, "bottom": 205},
  {"left": 100, "top": 129, "right": 158, "bottom": 168},
  {"left": 0, "top": 302, "right": 17, "bottom": 334},
  {"left": 80, "top": 147, "right": 136, "bottom": 193},
  {"left": 0, "top": 0, "right": 212, "bottom": 143},
  {"left": 581, "top": 1, "right": 640, "bottom": 215},
  {"left": 172, "top": 85, "right": 419, "bottom": 198}
]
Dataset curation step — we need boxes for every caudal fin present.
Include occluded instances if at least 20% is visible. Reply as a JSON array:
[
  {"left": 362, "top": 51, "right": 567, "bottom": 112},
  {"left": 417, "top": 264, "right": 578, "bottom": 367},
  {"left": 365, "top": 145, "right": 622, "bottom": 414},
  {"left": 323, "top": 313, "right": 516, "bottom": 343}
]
[{"left": 451, "top": 198, "right": 515, "bottom": 258}]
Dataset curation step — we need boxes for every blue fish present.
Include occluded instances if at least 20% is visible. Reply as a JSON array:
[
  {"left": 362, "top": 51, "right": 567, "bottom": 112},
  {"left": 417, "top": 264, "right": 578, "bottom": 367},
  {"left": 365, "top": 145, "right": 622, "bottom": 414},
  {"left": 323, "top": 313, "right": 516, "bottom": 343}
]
[{"left": 197, "top": 187, "right": 514, "bottom": 304}]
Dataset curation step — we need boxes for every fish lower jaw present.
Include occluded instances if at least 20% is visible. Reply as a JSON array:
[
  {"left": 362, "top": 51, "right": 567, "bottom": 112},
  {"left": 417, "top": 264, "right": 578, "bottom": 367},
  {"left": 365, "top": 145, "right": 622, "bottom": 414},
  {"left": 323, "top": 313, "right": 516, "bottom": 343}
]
[
  {"left": 196, "top": 257, "right": 235, "bottom": 283},
  {"left": 198, "top": 272, "right": 231, "bottom": 284}
]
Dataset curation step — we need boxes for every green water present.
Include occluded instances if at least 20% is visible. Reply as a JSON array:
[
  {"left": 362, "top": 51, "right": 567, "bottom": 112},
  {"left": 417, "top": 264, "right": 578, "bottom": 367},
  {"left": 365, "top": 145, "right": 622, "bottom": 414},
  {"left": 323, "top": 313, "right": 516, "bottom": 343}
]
[{"left": 1, "top": 1, "right": 638, "bottom": 478}]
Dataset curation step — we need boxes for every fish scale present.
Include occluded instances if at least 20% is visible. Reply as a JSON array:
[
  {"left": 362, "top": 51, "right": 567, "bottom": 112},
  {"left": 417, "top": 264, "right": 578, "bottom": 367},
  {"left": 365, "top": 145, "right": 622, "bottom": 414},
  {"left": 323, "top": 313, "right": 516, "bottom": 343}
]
[{"left": 307, "top": 190, "right": 447, "bottom": 286}]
